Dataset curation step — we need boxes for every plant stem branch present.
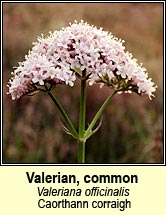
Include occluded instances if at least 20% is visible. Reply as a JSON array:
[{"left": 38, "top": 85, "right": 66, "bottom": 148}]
[
  {"left": 85, "top": 90, "right": 117, "bottom": 137},
  {"left": 78, "top": 70, "right": 86, "bottom": 163},
  {"left": 47, "top": 91, "right": 78, "bottom": 139}
]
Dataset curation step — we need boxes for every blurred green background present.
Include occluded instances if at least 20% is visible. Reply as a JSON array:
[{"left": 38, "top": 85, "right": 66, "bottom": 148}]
[{"left": 3, "top": 2, "right": 163, "bottom": 164}]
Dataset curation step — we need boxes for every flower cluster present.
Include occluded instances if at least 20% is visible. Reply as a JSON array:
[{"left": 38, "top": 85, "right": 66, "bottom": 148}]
[{"left": 7, "top": 20, "right": 157, "bottom": 100}]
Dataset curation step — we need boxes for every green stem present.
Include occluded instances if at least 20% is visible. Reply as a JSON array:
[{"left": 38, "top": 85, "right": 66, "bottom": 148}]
[
  {"left": 47, "top": 91, "right": 78, "bottom": 139},
  {"left": 78, "top": 70, "right": 86, "bottom": 163},
  {"left": 78, "top": 140, "right": 85, "bottom": 163},
  {"left": 85, "top": 90, "right": 117, "bottom": 137},
  {"left": 79, "top": 70, "right": 86, "bottom": 136}
]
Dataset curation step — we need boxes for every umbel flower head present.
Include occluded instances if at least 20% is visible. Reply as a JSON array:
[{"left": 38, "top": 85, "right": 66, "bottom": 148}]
[{"left": 7, "top": 20, "right": 157, "bottom": 100}]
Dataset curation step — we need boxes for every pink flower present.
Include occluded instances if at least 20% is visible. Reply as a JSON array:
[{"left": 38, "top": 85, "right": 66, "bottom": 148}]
[{"left": 7, "top": 20, "right": 157, "bottom": 100}]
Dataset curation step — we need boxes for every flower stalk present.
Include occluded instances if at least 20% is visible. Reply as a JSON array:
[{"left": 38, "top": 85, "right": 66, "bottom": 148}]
[
  {"left": 47, "top": 90, "right": 79, "bottom": 139},
  {"left": 78, "top": 69, "right": 87, "bottom": 163},
  {"left": 78, "top": 140, "right": 85, "bottom": 163},
  {"left": 85, "top": 90, "right": 117, "bottom": 139}
]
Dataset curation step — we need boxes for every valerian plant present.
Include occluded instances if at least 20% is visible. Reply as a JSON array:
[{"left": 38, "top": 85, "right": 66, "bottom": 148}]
[{"left": 7, "top": 20, "right": 157, "bottom": 163}]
